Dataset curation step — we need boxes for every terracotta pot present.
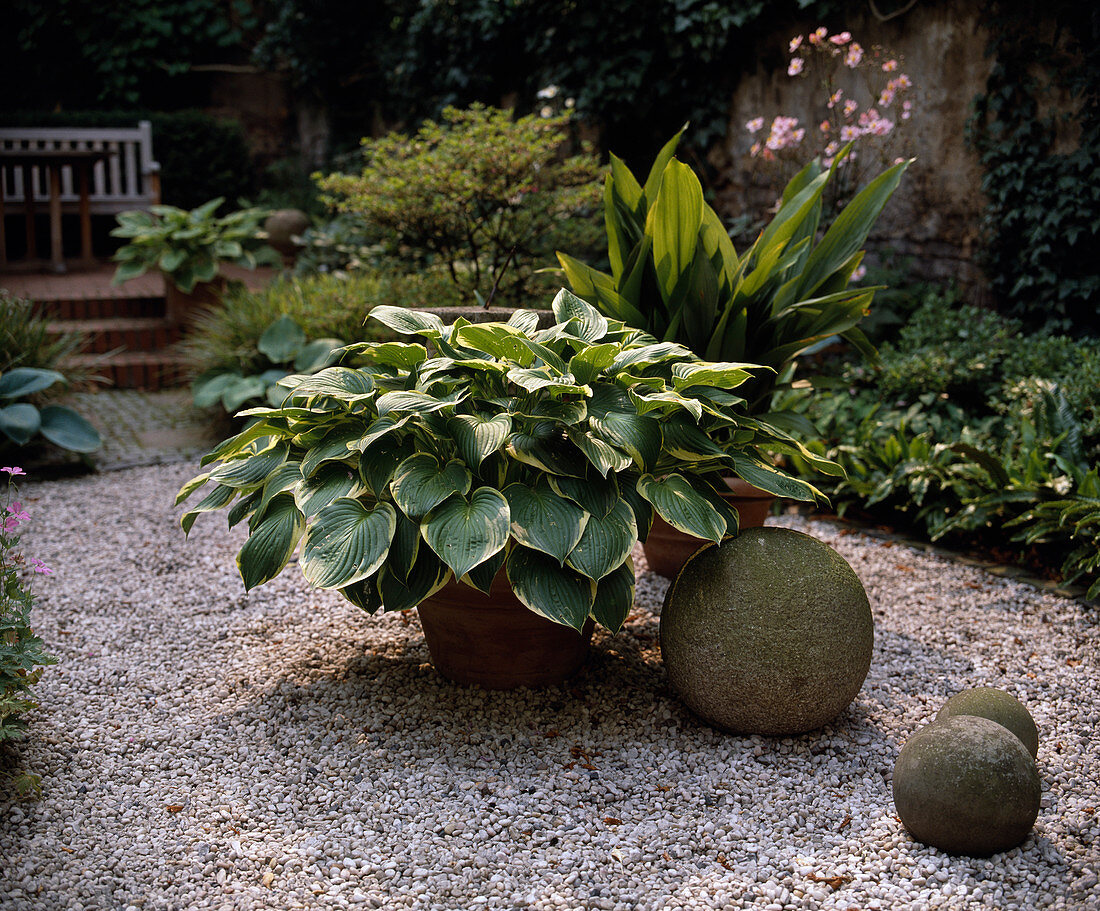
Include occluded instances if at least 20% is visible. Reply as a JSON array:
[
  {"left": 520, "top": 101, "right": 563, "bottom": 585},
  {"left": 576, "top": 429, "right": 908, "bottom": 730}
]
[
  {"left": 416, "top": 573, "right": 594, "bottom": 689},
  {"left": 641, "top": 477, "right": 777, "bottom": 579},
  {"left": 164, "top": 274, "right": 227, "bottom": 327}
]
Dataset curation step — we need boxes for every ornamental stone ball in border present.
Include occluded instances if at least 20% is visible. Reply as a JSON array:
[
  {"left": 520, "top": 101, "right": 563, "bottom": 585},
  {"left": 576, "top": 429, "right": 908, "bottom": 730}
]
[
  {"left": 893, "top": 714, "right": 1041, "bottom": 856},
  {"left": 659, "top": 526, "right": 874, "bottom": 735},
  {"left": 935, "top": 686, "right": 1039, "bottom": 759}
]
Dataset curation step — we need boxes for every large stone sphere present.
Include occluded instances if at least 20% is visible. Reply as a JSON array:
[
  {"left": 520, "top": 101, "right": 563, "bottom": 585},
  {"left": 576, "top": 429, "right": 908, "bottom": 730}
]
[
  {"left": 264, "top": 209, "right": 310, "bottom": 256},
  {"left": 936, "top": 687, "right": 1039, "bottom": 758},
  {"left": 893, "top": 715, "right": 1041, "bottom": 856},
  {"left": 659, "top": 527, "right": 874, "bottom": 735}
]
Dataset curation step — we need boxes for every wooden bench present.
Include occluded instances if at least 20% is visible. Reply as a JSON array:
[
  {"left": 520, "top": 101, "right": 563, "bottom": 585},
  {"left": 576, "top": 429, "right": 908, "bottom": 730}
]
[{"left": 0, "top": 121, "right": 161, "bottom": 270}]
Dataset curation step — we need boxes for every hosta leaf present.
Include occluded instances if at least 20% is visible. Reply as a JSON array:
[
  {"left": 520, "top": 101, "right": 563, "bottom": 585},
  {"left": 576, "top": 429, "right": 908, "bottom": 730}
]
[
  {"left": 37, "top": 405, "right": 101, "bottom": 453},
  {"left": 378, "top": 548, "right": 449, "bottom": 612},
  {"left": 0, "top": 403, "right": 41, "bottom": 445},
  {"left": 295, "top": 461, "right": 360, "bottom": 517},
  {"left": 566, "top": 500, "right": 637, "bottom": 580},
  {"left": 236, "top": 493, "right": 305, "bottom": 591},
  {"left": 358, "top": 435, "right": 414, "bottom": 495},
  {"left": 503, "top": 480, "right": 587, "bottom": 564},
  {"left": 506, "top": 546, "right": 595, "bottom": 632},
  {"left": 221, "top": 376, "right": 268, "bottom": 413},
  {"left": 301, "top": 425, "right": 365, "bottom": 477},
  {"left": 257, "top": 315, "right": 306, "bottom": 363},
  {"left": 661, "top": 416, "right": 729, "bottom": 463},
  {"left": 356, "top": 341, "right": 427, "bottom": 370},
  {"left": 506, "top": 309, "right": 541, "bottom": 335},
  {"left": 340, "top": 577, "right": 383, "bottom": 614},
  {"left": 422, "top": 488, "right": 510, "bottom": 579},
  {"left": 551, "top": 288, "right": 609, "bottom": 342},
  {"left": 726, "top": 454, "right": 824, "bottom": 503},
  {"left": 257, "top": 462, "right": 304, "bottom": 516},
  {"left": 672, "top": 361, "right": 759, "bottom": 391},
  {"left": 210, "top": 440, "right": 289, "bottom": 489},
  {"left": 588, "top": 385, "right": 661, "bottom": 471},
  {"left": 389, "top": 509, "right": 421, "bottom": 581},
  {"left": 227, "top": 490, "right": 261, "bottom": 529},
  {"left": 180, "top": 483, "right": 236, "bottom": 535},
  {"left": 505, "top": 367, "right": 588, "bottom": 396},
  {"left": 301, "top": 499, "right": 396, "bottom": 589},
  {"left": 636, "top": 472, "right": 726, "bottom": 544},
  {"left": 568, "top": 342, "right": 619, "bottom": 385},
  {"left": 609, "top": 343, "right": 692, "bottom": 373},
  {"left": 377, "top": 388, "right": 466, "bottom": 416},
  {"left": 619, "top": 475, "right": 655, "bottom": 542},
  {"left": 567, "top": 428, "right": 632, "bottom": 476},
  {"left": 289, "top": 367, "right": 375, "bottom": 401},
  {"left": 507, "top": 427, "right": 589, "bottom": 477},
  {"left": 293, "top": 338, "right": 344, "bottom": 373},
  {"left": 462, "top": 546, "right": 507, "bottom": 594},
  {"left": 368, "top": 305, "right": 445, "bottom": 337},
  {"left": 449, "top": 413, "right": 512, "bottom": 468},
  {"left": 457, "top": 324, "right": 535, "bottom": 365},
  {"left": 549, "top": 470, "right": 619, "bottom": 519},
  {"left": 0, "top": 367, "right": 64, "bottom": 399},
  {"left": 590, "top": 556, "right": 635, "bottom": 632},
  {"left": 390, "top": 454, "right": 472, "bottom": 517}
]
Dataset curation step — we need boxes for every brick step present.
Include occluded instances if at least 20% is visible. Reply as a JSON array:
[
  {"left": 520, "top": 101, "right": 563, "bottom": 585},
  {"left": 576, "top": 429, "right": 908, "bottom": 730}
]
[
  {"left": 34, "top": 295, "right": 166, "bottom": 320},
  {"left": 48, "top": 317, "right": 181, "bottom": 354},
  {"left": 68, "top": 352, "right": 191, "bottom": 391}
]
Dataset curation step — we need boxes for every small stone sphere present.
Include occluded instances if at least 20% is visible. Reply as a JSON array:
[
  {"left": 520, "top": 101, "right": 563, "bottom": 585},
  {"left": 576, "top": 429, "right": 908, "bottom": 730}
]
[
  {"left": 659, "top": 527, "right": 874, "bottom": 735},
  {"left": 893, "top": 715, "right": 1041, "bottom": 856},
  {"left": 264, "top": 209, "right": 310, "bottom": 255},
  {"left": 936, "top": 687, "right": 1039, "bottom": 758}
]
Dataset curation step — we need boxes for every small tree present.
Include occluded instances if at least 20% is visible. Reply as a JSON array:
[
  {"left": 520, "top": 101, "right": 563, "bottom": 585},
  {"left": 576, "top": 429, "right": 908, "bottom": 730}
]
[{"left": 317, "top": 104, "right": 605, "bottom": 305}]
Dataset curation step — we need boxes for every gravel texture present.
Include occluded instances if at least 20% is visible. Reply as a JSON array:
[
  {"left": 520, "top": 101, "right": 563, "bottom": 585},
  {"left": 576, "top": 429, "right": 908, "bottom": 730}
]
[{"left": 2, "top": 463, "right": 1098, "bottom": 911}]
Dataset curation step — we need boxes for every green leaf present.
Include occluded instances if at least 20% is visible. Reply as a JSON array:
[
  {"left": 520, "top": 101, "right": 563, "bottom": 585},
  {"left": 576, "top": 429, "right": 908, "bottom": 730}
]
[
  {"left": 258, "top": 315, "right": 307, "bottom": 363},
  {"left": 726, "top": 454, "right": 823, "bottom": 503},
  {"left": 507, "top": 426, "right": 589, "bottom": 477},
  {"left": 590, "top": 556, "right": 635, "bottom": 632},
  {"left": 301, "top": 499, "right": 396, "bottom": 589},
  {"left": 619, "top": 474, "right": 655, "bottom": 542},
  {"left": 257, "top": 461, "right": 304, "bottom": 517},
  {"left": 368, "top": 305, "right": 446, "bottom": 337},
  {"left": 503, "top": 480, "right": 588, "bottom": 564},
  {"left": 568, "top": 342, "right": 619, "bottom": 385},
  {"left": 0, "top": 367, "right": 65, "bottom": 399},
  {"left": 566, "top": 500, "right": 637, "bottom": 580},
  {"left": 193, "top": 371, "right": 243, "bottom": 408},
  {"left": 388, "top": 508, "right": 421, "bottom": 581},
  {"left": 567, "top": 427, "right": 632, "bottom": 476},
  {"left": 549, "top": 470, "right": 619, "bottom": 519},
  {"left": 339, "top": 577, "right": 383, "bottom": 614},
  {"left": 296, "top": 461, "right": 361, "bottom": 516},
  {"left": 671, "top": 361, "right": 758, "bottom": 391},
  {"left": 236, "top": 493, "right": 305, "bottom": 591},
  {"left": 506, "top": 309, "right": 542, "bottom": 335},
  {"left": 636, "top": 472, "right": 726, "bottom": 544},
  {"left": 180, "top": 482, "right": 236, "bottom": 534},
  {"left": 551, "top": 288, "right": 609, "bottom": 342},
  {"left": 289, "top": 367, "right": 374, "bottom": 402},
  {"left": 221, "top": 376, "right": 268, "bottom": 413},
  {"left": 352, "top": 341, "right": 428, "bottom": 371},
  {"left": 300, "top": 424, "right": 366, "bottom": 477},
  {"left": 390, "top": 454, "right": 472, "bottom": 517},
  {"left": 588, "top": 385, "right": 661, "bottom": 471},
  {"left": 642, "top": 127, "right": 684, "bottom": 206},
  {"left": 209, "top": 440, "right": 289, "bottom": 489},
  {"left": 646, "top": 159, "right": 704, "bottom": 305},
  {"left": 456, "top": 324, "right": 535, "bottom": 365},
  {"left": 378, "top": 548, "right": 449, "bottom": 612},
  {"left": 376, "top": 389, "right": 466, "bottom": 416},
  {"left": 294, "top": 338, "right": 344, "bottom": 373},
  {"left": 660, "top": 415, "right": 728, "bottom": 463},
  {"left": 462, "top": 546, "right": 507, "bottom": 594},
  {"left": 506, "top": 546, "right": 595, "bottom": 632},
  {"left": 449, "top": 413, "right": 512, "bottom": 468},
  {"left": 358, "top": 435, "right": 413, "bottom": 496},
  {"left": 422, "top": 488, "right": 510, "bottom": 579},
  {"left": 0, "top": 403, "right": 41, "bottom": 445}
]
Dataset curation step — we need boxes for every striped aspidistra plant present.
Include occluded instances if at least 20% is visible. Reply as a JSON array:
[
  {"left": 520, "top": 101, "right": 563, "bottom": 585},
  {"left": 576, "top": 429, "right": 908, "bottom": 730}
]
[{"left": 177, "top": 290, "right": 835, "bottom": 632}]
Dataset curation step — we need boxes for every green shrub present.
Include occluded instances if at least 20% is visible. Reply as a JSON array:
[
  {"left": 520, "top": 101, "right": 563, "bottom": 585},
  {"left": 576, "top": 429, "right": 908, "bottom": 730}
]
[
  {"left": 1, "top": 291, "right": 85, "bottom": 377},
  {"left": 317, "top": 104, "right": 605, "bottom": 305}
]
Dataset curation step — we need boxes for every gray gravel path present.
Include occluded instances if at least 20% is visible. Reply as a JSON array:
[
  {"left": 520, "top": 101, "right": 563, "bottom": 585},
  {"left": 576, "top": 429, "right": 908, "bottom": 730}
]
[{"left": 2, "top": 463, "right": 1097, "bottom": 911}]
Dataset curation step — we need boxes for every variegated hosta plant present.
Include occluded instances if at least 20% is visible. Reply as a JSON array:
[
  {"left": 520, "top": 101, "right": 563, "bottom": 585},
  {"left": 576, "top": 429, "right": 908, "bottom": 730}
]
[{"left": 177, "top": 290, "right": 835, "bottom": 633}]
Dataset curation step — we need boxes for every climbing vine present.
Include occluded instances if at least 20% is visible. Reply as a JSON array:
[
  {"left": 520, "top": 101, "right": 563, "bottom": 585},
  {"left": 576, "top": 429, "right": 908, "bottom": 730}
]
[{"left": 968, "top": 1, "right": 1100, "bottom": 334}]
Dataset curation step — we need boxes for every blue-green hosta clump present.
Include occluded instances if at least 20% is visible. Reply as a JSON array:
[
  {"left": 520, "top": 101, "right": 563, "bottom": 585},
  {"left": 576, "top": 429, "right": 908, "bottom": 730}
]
[
  {"left": 0, "top": 368, "right": 101, "bottom": 454},
  {"left": 178, "top": 290, "right": 836, "bottom": 632}
]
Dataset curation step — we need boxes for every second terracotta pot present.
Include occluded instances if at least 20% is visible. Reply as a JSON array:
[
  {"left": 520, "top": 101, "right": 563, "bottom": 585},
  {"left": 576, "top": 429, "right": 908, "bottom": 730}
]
[
  {"left": 416, "top": 573, "right": 594, "bottom": 689},
  {"left": 641, "top": 477, "right": 776, "bottom": 578}
]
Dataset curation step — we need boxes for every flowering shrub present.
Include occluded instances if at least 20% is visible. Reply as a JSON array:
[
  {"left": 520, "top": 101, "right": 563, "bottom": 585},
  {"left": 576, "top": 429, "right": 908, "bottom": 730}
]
[
  {"left": 1, "top": 466, "right": 56, "bottom": 796},
  {"left": 746, "top": 26, "right": 915, "bottom": 214}
]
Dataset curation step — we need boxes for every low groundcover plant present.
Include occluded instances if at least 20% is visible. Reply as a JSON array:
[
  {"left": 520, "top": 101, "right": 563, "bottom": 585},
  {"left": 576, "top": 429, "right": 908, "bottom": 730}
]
[
  {"left": 179, "top": 291, "right": 836, "bottom": 632},
  {"left": 1, "top": 466, "right": 56, "bottom": 796}
]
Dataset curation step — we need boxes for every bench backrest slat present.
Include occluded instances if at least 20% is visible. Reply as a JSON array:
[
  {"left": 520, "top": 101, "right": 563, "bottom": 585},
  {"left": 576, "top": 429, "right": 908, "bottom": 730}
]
[{"left": 0, "top": 121, "right": 160, "bottom": 213}]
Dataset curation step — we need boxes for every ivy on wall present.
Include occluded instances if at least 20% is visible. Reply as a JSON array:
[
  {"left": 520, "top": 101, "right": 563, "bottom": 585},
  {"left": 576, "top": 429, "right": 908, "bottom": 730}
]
[{"left": 968, "top": 1, "right": 1100, "bottom": 334}]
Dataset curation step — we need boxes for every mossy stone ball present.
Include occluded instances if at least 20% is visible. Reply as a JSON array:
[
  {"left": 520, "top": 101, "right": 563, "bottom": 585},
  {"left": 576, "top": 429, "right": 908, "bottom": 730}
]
[
  {"left": 264, "top": 209, "right": 310, "bottom": 255},
  {"left": 893, "top": 715, "right": 1041, "bottom": 856},
  {"left": 659, "top": 527, "right": 874, "bottom": 735},
  {"left": 936, "top": 687, "right": 1039, "bottom": 758}
]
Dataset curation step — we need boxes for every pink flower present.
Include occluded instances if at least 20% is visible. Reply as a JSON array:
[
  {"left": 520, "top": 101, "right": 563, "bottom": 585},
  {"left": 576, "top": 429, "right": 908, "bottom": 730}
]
[
  {"left": 879, "top": 88, "right": 896, "bottom": 107},
  {"left": 1, "top": 467, "right": 25, "bottom": 477},
  {"left": 787, "top": 57, "right": 805, "bottom": 76},
  {"left": 843, "top": 99, "right": 859, "bottom": 117},
  {"left": 789, "top": 35, "right": 803, "bottom": 53},
  {"left": 808, "top": 27, "right": 828, "bottom": 46},
  {"left": 29, "top": 558, "right": 53, "bottom": 576},
  {"left": 830, "top": 32, "right": 852, "bottom": 45},
  {"left": 827, "top": 89, "right": 843, "bottom": 109},
  {"left": 844, "top": 43, "right": 864, "bottom": 67},
  {"left": 882, "top": 59, "right": 898, "bottom": 72},
  {"left": 750, "top": 141, "right": 762, "bottom": 157},
  {"left": 902, "top": 100, "right": 913, "bottom": 121},
  {"left": 745, "top": 117, "right": 765, "bottom": 134},
  {"left": 764, "top": 116, "right": 805, "bottom": 151},
  {"left": 820, "top": 120, "right": 831, "bottom": 133},
  {"left": 852, "top": 265, "right": 868, "bottom": 281},
  {"left": 840, "top": 125, "right": 860, "bottom": 142}
]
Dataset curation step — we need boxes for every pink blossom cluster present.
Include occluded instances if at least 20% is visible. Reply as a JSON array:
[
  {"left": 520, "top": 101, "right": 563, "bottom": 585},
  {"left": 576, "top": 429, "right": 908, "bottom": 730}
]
[
  {"left": 744, "top": 26, "right": 914, "bottom": 169},
  {"left": 2, "top": 466, "right": 52, "bottom": 574},
  {"left": 749, "top": 116, "right": 806, "bottom": 159}
]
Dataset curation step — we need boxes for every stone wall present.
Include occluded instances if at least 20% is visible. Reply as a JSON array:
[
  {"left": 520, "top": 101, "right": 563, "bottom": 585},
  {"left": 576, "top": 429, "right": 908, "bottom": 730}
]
[{"left": 712, "top": 0, "right": 993, "bottom": 294}]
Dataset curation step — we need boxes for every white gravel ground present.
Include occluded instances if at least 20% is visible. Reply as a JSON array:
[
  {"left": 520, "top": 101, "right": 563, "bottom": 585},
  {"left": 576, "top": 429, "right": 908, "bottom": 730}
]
[{"left": 1, "top": 463, "right": 1098, "bottom": 911}]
